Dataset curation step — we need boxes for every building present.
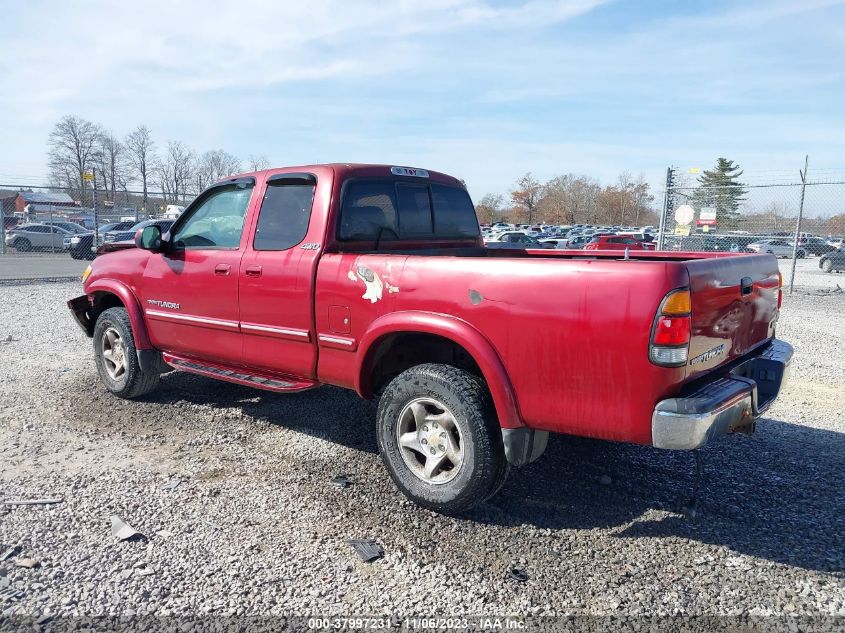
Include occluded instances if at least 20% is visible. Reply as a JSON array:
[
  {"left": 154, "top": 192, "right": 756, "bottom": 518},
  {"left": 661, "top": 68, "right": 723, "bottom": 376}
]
[{"left": 13, "top": 191, "right": 77, "bottom": 215}]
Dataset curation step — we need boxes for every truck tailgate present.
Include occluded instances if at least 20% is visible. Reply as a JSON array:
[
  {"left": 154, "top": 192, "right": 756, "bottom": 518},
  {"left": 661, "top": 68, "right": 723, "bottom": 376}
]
[{"left": 685, "top": 254, "right": 780, "bottom": 379}]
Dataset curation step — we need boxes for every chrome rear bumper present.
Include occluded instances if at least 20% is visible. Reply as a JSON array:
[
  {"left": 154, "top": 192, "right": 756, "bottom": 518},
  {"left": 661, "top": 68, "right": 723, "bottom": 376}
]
[{"left": 652, "top": 339, "right": 793, "bottom": 450}]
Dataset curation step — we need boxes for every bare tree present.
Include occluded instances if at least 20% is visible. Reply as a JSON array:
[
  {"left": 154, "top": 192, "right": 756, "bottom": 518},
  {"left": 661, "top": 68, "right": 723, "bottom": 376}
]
[
  {"left": 194, "top": 149, "right": 242, "bottom": 191},
  {"left": 510, "top": 173, "right": 543, "bottom": 224},
  {"left": 125, "top": 125, "right": 156, "bottom": 212},
  {"left": 475, "top": 193, "right": 504, "bottom": 224},
  {"left": 97, "top": 131, "right": 127, "bottom": 204},
  {"left": 247, "top": 154, "right": 270, "bottom": 171},
  {"left": 540, "top": 174, "right": 601, "bottom": 225},
  {"left": 47, "top": 115, "right": 101, "bottom": 203},
  {"left": 156, "top": 141, "right": 195, "bottom": 204}
]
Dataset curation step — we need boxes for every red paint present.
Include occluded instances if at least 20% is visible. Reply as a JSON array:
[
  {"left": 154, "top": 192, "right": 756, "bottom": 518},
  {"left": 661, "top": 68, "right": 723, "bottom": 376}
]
[{"left": 78, "top": 164, "right": 782, "bottom": 447}]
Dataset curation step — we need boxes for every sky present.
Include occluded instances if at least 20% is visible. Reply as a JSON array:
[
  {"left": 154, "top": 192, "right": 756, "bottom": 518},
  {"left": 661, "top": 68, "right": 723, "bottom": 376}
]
[{"left": 0, "top": 0, "right": 843, "bottom": 200}]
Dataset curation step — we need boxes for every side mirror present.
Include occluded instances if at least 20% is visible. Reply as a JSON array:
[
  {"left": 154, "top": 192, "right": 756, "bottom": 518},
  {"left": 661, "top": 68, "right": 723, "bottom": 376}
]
[{"left": 136, "top": 225, "right": 163, "bottom": 251}]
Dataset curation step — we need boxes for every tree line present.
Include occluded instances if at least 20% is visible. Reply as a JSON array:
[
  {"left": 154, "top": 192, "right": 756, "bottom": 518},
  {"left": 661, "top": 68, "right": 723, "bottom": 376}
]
[
  {"left": 47, "top": 115, "right": 270, "bottom": 210},
  {"left": 476, "top": 171, "right": 657, "bottom": 227},
  {"left": 479, "top": 158, "right": 753, "bottom": 229}
]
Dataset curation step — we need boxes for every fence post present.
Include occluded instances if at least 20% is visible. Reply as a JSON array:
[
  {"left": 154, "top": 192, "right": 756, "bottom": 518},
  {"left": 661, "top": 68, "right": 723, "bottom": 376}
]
[
  {"left": 50, "top": 204, "right": 55, "bottom": 252},
  {"left": 1, "top": 195, "right": 5, "bottom": 255},
  {"left": 92, "top": 169, "right": 99, "bottom": 251},
  {"left": 789, "top": 155, "right": 809, "bottom": 294},
  {"left": 657, "top": 167, "right": 671, "bottom": 250}
]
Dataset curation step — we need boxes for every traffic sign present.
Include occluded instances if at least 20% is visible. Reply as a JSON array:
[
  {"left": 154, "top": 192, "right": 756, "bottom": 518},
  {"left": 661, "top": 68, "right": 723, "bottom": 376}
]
[{"left": 674, "top": 204, "right": 695, "bottom": 226}]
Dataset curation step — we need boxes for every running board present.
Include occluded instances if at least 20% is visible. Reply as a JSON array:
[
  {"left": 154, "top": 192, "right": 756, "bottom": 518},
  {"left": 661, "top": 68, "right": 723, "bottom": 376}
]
[{"left": 162, "top": 353, "right": 318, "bottom": 393}]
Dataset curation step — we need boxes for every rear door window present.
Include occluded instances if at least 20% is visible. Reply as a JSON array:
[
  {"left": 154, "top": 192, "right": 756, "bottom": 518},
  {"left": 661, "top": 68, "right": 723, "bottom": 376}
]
[{"left": 254, "top": 180, "right": 315, "bottom": 250}]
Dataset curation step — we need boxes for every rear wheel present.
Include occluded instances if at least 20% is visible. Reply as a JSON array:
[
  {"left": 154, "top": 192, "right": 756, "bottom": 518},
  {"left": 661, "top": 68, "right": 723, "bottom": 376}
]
[
  {"left": 93, "top": 307, "right": 160, "bottom": 399},
  {"left": 14, "top": 238, "right": 31, "bottom": 252},
  {"left": 376, "top": 364, "right": 508, "bottom": 514},
  {"left": 797, "top": 249, "right": 807, "bottom": 259}
]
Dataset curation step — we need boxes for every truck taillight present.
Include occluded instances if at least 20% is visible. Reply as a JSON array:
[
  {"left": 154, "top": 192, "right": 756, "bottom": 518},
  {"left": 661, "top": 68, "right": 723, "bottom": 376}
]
[
  {"left": 778, "top": 271, "right": 783, "bottom": 309},
  {"left": 649, "top": 289, "right": 691, "bottom": 367}
]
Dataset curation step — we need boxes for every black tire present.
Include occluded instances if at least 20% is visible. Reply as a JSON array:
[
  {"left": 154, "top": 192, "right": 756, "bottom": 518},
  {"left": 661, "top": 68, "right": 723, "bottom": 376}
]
[
  {"left": 797, "top": 250, "right": 807, "bottom": 259},
  {"left": 822, "top": 260, "right": 833, "bottom": 273},
  {"left": 70, "top": 251, "right": 81, "bottom": 260},
  {"left": 93, "top": 307, "right": 160, "bottom": 399},
  {"left": 14, "top": 238, "right": 31, "bottom": 252},
  {"left": 376, "top": 364, "right": 509, "bottom": 514}
]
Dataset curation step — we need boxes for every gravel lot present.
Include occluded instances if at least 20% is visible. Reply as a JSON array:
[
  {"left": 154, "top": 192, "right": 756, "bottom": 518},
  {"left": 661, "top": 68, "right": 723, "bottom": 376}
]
[{"left": 0, "top": 279, "right": 843, "bottom": 625}]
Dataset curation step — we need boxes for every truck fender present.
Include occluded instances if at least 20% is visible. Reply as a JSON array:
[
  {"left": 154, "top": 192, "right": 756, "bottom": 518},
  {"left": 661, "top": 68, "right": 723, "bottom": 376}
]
[
  {"left": 86, "top": 279, "right": 153, "bottom": 350},
  {"left": 355, "top": 311, "right": 525, "bottom": 429}
]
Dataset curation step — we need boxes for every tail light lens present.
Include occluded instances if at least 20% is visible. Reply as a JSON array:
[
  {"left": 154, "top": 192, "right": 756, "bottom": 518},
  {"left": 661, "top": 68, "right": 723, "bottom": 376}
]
[
  {"left": 649, "top": 289, "right": 691, "bottom": 367},
  {"left": 778, "top": 271, "right": 783, "bottom": 309}
]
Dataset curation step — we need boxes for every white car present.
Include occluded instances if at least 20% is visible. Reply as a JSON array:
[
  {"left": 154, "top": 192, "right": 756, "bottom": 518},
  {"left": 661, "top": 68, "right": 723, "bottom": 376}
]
[
  {"left": 747, "top": 239, "right": 806, "bottom": 258},
  {"left": 4, "top": 224, "right": 74, "bottom": 252}
]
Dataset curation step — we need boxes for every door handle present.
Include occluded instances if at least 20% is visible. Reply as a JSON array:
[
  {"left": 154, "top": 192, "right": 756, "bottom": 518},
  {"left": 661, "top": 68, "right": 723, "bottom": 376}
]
[
  {"left": 245, "top": 265, "right": 263, "bottom": 278},
  {"left": 214, "top": 263, "right": 231, "bottom": 276}
]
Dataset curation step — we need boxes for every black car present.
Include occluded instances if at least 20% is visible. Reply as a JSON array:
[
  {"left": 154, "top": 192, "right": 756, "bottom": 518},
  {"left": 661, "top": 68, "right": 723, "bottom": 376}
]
[
  {"left": 819, "top": 247, "right": 845, "bottom": 273},
  {"left": 803, "top": 237, "right": 835, "bottom": 256},
  {"left": 103, "top": 219, "right": 173, "bottom": 244},
  {"left": 66, "top": 222, "right": 136, "bottom": 259}
]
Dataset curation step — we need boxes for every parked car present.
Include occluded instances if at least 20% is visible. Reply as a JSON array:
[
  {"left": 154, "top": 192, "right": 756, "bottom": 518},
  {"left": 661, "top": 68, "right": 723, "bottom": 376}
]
[
  {"left": 564, "top": 235, "right": 592, "bottom": 249},
  {"left": 485, "top": 231, "right": 554, "bottom": 249},
  {"left": 819, "top": 247, "right": 845, "bottom": 273},
  {"left": 747, "top": 239, "right": 805, "bottom": 258},
  {"left": 69, "top": 163, "right": 791, "bottom": 514},
  {"left": 803, "top": 237, "right": 835, "bottom": 256},
  {"left": 42, "top": 220, "right": 89, "bottom": 234},
  {"left": 103, "top": 219, "right": 174, "bottom": 244},
  {"left": 65, "top": 222, "right": 138, "bottom": 260},
  {"left": 5, "top": 223, "right": 73, "bottom": 252},
  {"left": 583, "top": 234, "right": 656, "bottom": 251}
]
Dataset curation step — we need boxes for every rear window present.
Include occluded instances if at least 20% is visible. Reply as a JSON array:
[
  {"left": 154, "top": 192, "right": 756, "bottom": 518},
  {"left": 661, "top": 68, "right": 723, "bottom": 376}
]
[{"left": 339, "top": 179, "right": 478, "bottom": 242}]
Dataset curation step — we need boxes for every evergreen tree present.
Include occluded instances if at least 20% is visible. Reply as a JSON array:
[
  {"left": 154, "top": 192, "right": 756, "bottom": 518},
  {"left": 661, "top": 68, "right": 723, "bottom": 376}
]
[{"left": 694, "top": 158, "right": 747, "bottom": 228}]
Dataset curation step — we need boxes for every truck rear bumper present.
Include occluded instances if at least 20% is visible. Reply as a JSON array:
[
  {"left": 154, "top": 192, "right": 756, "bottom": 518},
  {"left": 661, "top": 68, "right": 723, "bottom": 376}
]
[{"left": 652, "top": 339, "right": 793, "bottom": 450}]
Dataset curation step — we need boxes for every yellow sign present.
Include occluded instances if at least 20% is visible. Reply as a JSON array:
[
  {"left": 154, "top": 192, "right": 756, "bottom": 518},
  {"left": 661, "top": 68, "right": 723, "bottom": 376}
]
[
  {"left": 674, "top": 226, "right": 691, "bottom": 236},
  {"left": 82, "top": 171, "right": 94, "bottom": 181},
  {"left": 688, "top": 167, "right": 701, "bottom": 174}
]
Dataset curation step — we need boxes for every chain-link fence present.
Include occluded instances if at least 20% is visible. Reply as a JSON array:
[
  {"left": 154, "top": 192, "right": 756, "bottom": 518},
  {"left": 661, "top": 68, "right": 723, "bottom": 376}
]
[
  {"left": 656, "top": 167, "right": 845, "bottom": 293},
  {"left": 1, "top": 183, "right": 196, "bottom": 257}
]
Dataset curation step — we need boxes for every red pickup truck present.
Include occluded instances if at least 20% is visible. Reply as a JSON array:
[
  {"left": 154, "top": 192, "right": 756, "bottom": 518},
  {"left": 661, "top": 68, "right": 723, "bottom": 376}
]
[{"left": 68, "top": 164, "right": 792, "bottom": 514}]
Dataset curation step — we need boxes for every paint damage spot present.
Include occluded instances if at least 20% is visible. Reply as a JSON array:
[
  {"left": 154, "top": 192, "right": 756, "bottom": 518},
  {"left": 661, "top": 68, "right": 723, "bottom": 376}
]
[
  {"left": 469, "top": 289, "right": 483, "bottom": 305},
  {"left": 351, "top": 266, "right": 382, "bottom": 303}
]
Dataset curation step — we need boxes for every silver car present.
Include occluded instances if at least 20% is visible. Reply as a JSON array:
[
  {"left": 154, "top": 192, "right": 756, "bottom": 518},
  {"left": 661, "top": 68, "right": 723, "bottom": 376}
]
[
  {"left": 4, "top": 224, "right": 73, "bottom": 252},
  {"left": 747, "top": 239, "right": 806, "bottom": 258}
]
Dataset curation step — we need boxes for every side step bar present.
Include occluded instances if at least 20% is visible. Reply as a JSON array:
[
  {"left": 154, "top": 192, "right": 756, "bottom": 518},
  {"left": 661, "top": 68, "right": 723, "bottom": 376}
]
[{"left": 162, "top": 353, "right": 318, "bottom": 393}]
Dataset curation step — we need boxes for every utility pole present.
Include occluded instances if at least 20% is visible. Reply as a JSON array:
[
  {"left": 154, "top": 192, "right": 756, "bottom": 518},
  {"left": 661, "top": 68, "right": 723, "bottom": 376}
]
[{"left": 789, "top": 155, "right": 809, "bottom": 294}]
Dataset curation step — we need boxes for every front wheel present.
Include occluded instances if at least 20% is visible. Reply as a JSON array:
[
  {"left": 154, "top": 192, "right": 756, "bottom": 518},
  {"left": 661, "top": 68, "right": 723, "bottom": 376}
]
[
  {"left": 14, "top": 238, "right": 31, "bottom": 252},
  {"left": 93, "top": 307, "right": 160, "bottom": 399},
  {"left": 822, "top": 260, "right": 833, "bottom": 273},
  {"left": 376, "top": 364, "right": 508, "bottom": 514}
]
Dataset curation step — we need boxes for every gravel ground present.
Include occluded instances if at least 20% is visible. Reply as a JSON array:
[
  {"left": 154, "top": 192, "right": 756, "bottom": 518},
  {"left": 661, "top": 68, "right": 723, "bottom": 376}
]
[{"left": 0, "top": 280, "right": 843, "bottom": 626}]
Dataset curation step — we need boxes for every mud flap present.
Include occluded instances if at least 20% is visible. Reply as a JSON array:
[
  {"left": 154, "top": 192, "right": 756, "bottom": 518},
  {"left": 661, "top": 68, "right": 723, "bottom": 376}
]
[{"left": 501, "top": 427, "right": 548, "bottom": 467}]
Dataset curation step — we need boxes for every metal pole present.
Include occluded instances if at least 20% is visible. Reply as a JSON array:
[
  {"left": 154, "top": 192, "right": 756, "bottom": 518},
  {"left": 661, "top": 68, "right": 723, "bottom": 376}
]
[
  {"left": 789, "top": 155, "right": 808, "bottom": 294},
  {"left": 92, "top": 168, "right": 99, "bottom": 250},
  {"left": 50, "top": 204, "right": 55, "bottom": 252},
  {"left": 657, "top": 167, "right": 671, "bottom": 250},
  {"left": 1, "top": 194, "right": 6, "bottom": 255}
]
